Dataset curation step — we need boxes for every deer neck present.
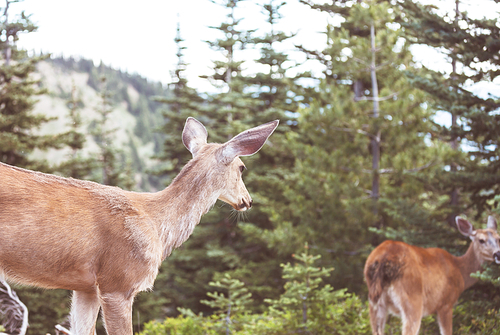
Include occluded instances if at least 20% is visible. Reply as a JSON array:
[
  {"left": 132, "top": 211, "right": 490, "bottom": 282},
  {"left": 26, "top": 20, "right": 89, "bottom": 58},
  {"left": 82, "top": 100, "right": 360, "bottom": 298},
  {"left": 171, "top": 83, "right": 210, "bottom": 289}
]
[
  {"left": 153, "top": 159, "right": 223, "bottom": 260},
  {"left": 455, "top": 243, "right": 483, "bottom": 290}
]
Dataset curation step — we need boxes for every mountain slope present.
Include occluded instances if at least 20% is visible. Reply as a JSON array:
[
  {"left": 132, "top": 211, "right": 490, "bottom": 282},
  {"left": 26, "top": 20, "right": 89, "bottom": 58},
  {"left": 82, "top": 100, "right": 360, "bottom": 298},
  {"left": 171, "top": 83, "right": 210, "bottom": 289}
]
[{"left": 32, "top": 56, "right": 171, "bottom": 191}]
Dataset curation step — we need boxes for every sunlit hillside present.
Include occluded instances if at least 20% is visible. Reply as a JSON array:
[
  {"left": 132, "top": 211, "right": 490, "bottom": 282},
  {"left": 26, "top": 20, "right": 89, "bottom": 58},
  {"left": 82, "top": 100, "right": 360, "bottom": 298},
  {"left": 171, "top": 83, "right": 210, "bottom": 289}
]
[{"left": 31, "top": 56, "right": 170, "bottom": 191}]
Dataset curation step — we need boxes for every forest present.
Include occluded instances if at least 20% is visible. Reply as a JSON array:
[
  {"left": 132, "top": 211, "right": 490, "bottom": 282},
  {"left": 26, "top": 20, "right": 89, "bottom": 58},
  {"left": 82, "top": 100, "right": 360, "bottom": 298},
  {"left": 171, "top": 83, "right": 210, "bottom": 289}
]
[{"left": 1, "top": 0, "right": 500, "bottom": 334}]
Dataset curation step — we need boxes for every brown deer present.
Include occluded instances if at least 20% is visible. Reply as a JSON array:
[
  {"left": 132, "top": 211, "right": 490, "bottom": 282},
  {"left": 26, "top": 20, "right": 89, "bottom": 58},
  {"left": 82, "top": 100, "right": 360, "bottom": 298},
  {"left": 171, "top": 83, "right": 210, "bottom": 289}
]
[
  {"left": 0, "top": 117, "right": 279, "bottom": 335},
  {"left": 364, "top": 216, "right": 500, "bottom": 335}
]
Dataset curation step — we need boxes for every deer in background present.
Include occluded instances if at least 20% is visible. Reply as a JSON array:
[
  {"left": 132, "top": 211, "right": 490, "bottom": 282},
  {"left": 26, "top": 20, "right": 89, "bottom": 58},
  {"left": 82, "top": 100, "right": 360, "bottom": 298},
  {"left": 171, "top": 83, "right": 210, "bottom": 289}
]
[
  {"left": 364, "top": 216, "right": 500, "bottom": 335},
  {"left": 0, "top": 117, "right": 279, "bottom": 335}
]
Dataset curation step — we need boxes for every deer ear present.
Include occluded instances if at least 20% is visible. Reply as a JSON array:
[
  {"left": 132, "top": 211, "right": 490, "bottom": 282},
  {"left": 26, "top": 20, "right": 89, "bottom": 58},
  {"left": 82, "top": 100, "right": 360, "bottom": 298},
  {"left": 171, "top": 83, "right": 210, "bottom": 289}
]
[
  {"left": 456, "top": 216, "right": 475, "bottom": 238},
  {"left": 182, "top": 117, "right": 208, "bottom": 157},
  {"left": 219, "top": 120, "right": 279, "bottom": 164},
  {"left": 487, "top": 216, "right": 498, "bottom": 230}
]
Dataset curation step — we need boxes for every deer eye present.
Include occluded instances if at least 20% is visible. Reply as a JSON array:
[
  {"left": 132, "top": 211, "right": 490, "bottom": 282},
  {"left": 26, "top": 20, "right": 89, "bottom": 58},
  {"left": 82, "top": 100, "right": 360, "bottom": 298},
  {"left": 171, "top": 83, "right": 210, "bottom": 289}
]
[
  {"left": 239, "top": 165, "right": 246, "bottom": 173},
  {"left": 479, "top": 239, "right": 486, "bottom": 244}
]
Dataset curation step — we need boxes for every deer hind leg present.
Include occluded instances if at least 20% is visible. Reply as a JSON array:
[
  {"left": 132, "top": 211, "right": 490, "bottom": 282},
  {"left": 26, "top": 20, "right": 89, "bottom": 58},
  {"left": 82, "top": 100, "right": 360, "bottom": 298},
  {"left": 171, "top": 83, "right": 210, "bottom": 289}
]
[
  {"left": 368, "top": 295, "right": 389, "bottom": 335},
  {"left": 436, "top": 307, "right": 453, "bottom": 335},
  {"left": 70, "top": 290, "right": 100, "bottom": 335},
  {"left": 99, "top": 291, "right": 135, "bottom": 335},
  {"left": 387, "top": 284, "right": 422, "bottom": 335},
  {"left": 399, "top": 295, "right": 423, "bottom": 335}
]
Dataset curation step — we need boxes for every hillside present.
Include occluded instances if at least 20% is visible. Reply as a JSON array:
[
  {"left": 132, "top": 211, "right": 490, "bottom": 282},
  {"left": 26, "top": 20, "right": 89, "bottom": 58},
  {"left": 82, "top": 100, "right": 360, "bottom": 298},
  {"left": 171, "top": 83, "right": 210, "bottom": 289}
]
[{"left": 32, "top": 56, "right": 171, "bottom": 191}]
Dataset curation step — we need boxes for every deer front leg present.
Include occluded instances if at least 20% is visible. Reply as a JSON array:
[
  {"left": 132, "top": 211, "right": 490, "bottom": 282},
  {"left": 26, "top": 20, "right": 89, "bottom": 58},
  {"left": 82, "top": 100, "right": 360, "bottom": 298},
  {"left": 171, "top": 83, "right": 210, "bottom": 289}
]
[
  {"left": 99, "top": 291, "right": 135, "bottom": 335},
  {"left": 437, "top": 307, "right": 453, "bottom": 335},
  {"left": 70, "top": 290, "right": 100, "bottom": 335}
]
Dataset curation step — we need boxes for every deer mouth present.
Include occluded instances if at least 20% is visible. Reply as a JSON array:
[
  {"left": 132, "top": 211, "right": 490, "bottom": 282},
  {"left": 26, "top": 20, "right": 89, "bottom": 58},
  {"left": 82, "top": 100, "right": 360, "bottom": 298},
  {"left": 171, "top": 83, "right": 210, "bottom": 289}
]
[
  {"left": 235, "top": 199, "right": 252, "bottom": 212},
  {"left": 494, "top": 252, "right": 500, "bottom": 264}
]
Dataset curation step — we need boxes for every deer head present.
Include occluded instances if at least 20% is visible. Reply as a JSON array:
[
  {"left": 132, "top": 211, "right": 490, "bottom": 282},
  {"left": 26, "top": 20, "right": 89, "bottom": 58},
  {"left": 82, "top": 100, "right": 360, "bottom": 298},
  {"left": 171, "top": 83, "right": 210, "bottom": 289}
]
[
  {"left": 456, "top": 216, "right": 500, "bottom": 264},
  {"left": 182, "top": 117, "right": 279, "bottom": 211}
]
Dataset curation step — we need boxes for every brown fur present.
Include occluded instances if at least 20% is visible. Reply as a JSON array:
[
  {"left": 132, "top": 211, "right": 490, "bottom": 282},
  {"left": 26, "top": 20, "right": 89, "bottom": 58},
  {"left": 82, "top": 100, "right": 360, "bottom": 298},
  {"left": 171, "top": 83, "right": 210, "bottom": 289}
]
[
  {"left": 364, "top": 217, "right": 500, "bottom": 335},
  {"left": 365, "top": 241, "right": 404, "bottom": 303},
  {"left": 0, "top": 117, "right": 279, "bottom": 335}
]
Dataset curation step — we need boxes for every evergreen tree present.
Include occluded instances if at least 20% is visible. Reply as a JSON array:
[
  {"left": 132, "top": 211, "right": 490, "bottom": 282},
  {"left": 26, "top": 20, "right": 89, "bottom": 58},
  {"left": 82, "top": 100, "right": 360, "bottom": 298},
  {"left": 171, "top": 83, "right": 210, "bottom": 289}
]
[
  {"left": 200, "top": 274, "right": 253, "bottom": 334},
  {"left": 222, "top": 0, "right": 307, "bottom": 308},
  {"left": 0, "top": 0, "right": 68, "bottom": 171},
  {"left": 268, "top": 0, "right": 448, "bottom": 293},
  {"left": 398, "top": 0, "right": 500, "bottom": 317},
  {"left": 155, "top": 20, "right": 204, "bottom": 181},
  {"left": 55, "top": 82, "right": 95, "bottom": 179},
  {"left": 400, "top": 0, "right": 500, "bottom": 219},
  {"left": 265, "top": 243, "right": 335, "bottom": 333},
  {"left": 158, "top": 0, "right": 309, "bottom": 317},
  {"left": 155, "top": 0, "right": 262, "bottom": 317},
  {"left": 90, "top": 75, "right": 135, "bottom": 189}
]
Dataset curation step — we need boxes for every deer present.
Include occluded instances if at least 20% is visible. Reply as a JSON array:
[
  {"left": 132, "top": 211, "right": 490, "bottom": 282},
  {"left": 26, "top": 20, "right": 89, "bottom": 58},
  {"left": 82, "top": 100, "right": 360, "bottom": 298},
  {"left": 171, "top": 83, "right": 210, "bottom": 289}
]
[
  {"left": 364, "top": 215, "right": 500, "bottom": 335},
  {"left": 0, "top": 117, "right": 279, "bottom": 335}
]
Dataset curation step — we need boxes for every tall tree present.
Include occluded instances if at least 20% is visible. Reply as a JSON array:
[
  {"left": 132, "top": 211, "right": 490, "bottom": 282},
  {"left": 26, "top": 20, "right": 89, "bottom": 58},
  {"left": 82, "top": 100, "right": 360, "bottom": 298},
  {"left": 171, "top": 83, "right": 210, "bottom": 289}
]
[
  {"left": 155, "top": 0, "right": 304, "bottom": 316},
  {"left": 200, "top": 0, "right": 258, "bottom": 140},
  {"left": 400, "top": 0, "right": 500, "bottom": 219},
  {"left": 0, "top": 0, "right": 69, "bottom": 171},
  {"left": 272, "top": 0, "right": 447, "bottom": 292},
  {"left": 156, "top": 0, "right": 259, "bottom": 315},
  {"left": 90, "top": 75, "right": 135, "bottom": 189},
  {"left": 399, "top": 0, "right": 500, "bottom": 314},
  {"left": 155, "top": 20, "right": 204, "bottom": 181},
  {"left": 55, "top": 82, "right": 95, "bottom": 179}
]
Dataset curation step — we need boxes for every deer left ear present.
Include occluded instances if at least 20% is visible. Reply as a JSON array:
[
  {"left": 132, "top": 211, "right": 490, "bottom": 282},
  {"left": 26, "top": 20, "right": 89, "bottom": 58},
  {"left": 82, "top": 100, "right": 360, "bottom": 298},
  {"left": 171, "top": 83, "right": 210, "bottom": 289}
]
[
  {"left": 182, "top": 117, "right": 208, "bottom": 157},
  {"left": 487, "top": 216, "right": 498, "bottom": 230},
  {"left": 219, "top": 120, "right": 279, "bottom": 164},
  {"left": 456, "top": 216, "right": 475, "bottom": 239}
]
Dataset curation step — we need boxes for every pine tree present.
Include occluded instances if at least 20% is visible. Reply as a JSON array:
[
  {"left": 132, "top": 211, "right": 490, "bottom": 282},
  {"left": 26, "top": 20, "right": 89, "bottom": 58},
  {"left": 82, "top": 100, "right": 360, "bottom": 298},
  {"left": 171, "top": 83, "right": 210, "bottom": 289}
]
[
  {"left": 155, "top": 0, "right": 263, "bottom": 317},
  {"left": 0, "top": 0, "right": 68, "bottom": 171},
  {"left": 265, "top": 243, "right": 335, "bottom": 333},
  {"left": 199, "top": 0, "right": 258, "bottom": 141},
  {"left": 200, "top": 274, "right": 253, "bottom": 334},
  {"left": 268, "top": 0, "right": 448, "bottom": 293},
  {"left": 55, "top": 82, "right": 95, "bottom": 179},
  {"left": 155, "top": 20, "right": 204, "bottom": 181},
  {"left": 90, "top": 76, "right": 135, "bottom": 189},
  {"left": 400, "top": 0, "right": 500, "bottom": 219},
  {"left": 397, "top": 0, "right": 500, "bottom": 317}
]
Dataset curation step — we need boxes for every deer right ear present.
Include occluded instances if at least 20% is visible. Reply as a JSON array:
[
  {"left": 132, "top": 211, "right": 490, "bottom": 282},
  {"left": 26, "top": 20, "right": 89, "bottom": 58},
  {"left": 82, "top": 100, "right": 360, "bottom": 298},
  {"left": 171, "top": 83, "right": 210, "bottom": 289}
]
[
  {"left": 487, "top": 216, "right": 498, "bottom": 231},
  {"left": 219, "top": 120, "right": 279, "bottom": 164},
  {"left": 182, "top": 117, "right": 208, "bottom": 157},
  {"left": 456, "top": 216, "right": 475, "bottom": 239}
]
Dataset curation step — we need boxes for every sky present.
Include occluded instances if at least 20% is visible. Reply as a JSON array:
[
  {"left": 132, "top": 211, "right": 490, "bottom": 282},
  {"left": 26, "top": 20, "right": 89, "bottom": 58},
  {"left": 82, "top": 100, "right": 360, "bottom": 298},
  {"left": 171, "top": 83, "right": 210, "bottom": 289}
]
[
  {"left": 15, "top": 0, "right": 331, "bottom": 92},
  {"left": 10, "top": 0, "right": 500, "bottom": 97}
]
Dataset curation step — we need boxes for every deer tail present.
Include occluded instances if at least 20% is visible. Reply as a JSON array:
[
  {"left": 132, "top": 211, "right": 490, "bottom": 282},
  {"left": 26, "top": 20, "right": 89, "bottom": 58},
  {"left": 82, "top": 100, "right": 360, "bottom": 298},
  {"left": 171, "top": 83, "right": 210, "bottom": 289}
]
[{"left": 364, "top": 244, "right": 404, "bottom": 304}]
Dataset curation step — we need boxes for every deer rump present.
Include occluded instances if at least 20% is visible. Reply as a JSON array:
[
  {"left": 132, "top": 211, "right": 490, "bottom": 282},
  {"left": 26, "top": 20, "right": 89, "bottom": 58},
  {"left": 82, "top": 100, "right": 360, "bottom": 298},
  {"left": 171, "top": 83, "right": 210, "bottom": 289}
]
[{"left": 364, "top": 240, "right": 463, "bottom": 316}]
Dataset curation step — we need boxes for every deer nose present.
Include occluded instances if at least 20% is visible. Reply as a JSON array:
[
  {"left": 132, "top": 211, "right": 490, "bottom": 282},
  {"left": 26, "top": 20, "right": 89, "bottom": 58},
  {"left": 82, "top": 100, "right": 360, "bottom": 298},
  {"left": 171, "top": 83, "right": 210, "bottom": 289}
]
[
  {"left": 494, "top": 251, "right": 500, "bottom": 264},
  {"left": 239, "top": 199, "right": 252, "bottom": 210}
]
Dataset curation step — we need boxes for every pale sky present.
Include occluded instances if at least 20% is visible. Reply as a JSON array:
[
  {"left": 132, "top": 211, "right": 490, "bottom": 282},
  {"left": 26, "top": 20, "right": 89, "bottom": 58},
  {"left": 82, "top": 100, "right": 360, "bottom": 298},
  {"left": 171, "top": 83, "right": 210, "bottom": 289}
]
[
  {"left": 15, "top": 0, "right": 331, "bottom": 92},
  {"left": 11, "top": 0, "right": 500, "bottom": 96}
]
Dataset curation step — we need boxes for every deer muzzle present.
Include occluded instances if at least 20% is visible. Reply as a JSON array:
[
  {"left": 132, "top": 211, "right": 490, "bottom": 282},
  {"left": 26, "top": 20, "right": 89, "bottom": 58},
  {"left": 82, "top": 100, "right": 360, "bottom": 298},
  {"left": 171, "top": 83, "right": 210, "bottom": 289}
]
[
  {"left": 494, "top": 251, "right": 500, "bottom": 264},
  {"left": 238, "top": 198, "right": 252, "bottom": 211}
]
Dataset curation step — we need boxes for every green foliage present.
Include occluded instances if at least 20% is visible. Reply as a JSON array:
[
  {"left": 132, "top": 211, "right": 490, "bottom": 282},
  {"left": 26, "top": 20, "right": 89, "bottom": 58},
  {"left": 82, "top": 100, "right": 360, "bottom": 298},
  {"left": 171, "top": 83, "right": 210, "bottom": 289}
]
[
  {"left": 140, "top": 245, "right": 372, "bottom": 335},
  {"left": 90, "top": 76, "right": 135, "bottom": 189},
  {"left": 265, "top": 243, "right": 334, "bottom": 330},
  {"left": 14, "top": 287, "right": 70, "bottom": 334},
  {"left": 2, "top": 1, "right": 500, "bottom": 333},
  {"left": 200, "top": 274, "right": 253, "bottom": 334},
  {"left": 453, "top": 299, "right": 500, "bottom": 335},
  {"left": 0, "top": 0, "right": 66, "bottom": 172}
]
